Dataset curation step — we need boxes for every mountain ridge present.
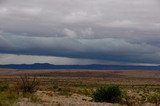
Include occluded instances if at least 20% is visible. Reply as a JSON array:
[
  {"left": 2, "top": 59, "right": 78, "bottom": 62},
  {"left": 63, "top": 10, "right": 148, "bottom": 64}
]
[{"left": 0, "top": 63, "right": 160, "bottom": 70}]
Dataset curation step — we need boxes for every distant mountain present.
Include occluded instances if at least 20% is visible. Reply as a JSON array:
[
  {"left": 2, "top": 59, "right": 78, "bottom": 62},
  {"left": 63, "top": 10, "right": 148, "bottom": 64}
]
[{"left": 0, "top": 63, "right": 160, "bottom": 70}]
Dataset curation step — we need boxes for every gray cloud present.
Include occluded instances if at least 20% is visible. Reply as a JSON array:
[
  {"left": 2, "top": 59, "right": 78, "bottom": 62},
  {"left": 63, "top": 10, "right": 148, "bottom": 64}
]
[
  {"left": 0, "top": 34, "right": 160, "bottom": 64},
  {"left": 0, "top": 0, "right": 160, "bottom": 64},
  {"left": 0, "top": 0, "right": 160, "bottom": 37}
]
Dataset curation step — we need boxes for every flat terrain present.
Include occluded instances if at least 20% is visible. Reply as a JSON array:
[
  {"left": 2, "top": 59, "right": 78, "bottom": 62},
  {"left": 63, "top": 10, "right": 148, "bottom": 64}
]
[
  {"left": 0, "top": 69, "right": 160, "bottom": 85},
  {"left": 0, "top": 69, "right": 160, "bottom": 106}
]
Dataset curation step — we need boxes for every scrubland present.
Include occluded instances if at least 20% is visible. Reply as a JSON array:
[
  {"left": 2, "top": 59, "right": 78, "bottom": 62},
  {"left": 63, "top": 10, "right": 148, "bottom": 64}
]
[{"left": 0, "top": 69, "right": 160, "bottom": 106}]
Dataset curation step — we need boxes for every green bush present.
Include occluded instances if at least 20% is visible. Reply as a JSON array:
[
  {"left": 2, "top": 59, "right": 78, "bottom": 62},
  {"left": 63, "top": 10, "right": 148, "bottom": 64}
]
[
  {"left": 92, "top": 85, "right": 122, "bottom": 103},
  {"left": 147, "top": 93, "right": 160, "bottom": 104}
]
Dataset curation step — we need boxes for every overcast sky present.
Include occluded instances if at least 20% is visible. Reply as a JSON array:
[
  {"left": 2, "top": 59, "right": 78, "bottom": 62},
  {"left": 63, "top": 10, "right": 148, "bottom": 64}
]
[{"left": 0, "top": 0, "right": 160, "bottom": 65}]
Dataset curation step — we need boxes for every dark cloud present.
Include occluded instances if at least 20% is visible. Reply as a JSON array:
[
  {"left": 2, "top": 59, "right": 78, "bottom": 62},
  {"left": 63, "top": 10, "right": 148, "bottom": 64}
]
[
  {"left": 0, "top": 0, "right": 160, "bottom": 65},
  {"left": 0, "top": 34, "right": 160, "bottom": 64}
]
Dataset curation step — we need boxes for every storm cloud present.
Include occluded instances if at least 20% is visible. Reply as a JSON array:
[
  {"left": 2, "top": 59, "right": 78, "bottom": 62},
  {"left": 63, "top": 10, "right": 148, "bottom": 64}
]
[{"left": 0, "top": 0, "right": 160, "bottom": 65}]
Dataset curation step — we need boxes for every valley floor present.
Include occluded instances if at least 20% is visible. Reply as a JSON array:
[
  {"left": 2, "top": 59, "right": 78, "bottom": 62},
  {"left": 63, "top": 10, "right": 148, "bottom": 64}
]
[{"left": 0, "top": 69, "right": 159, "bottom": 106}]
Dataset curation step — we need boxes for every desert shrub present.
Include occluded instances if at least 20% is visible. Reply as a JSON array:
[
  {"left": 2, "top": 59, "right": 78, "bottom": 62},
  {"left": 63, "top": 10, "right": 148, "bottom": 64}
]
[
  {"left": 57, "top": 87, "right": 72, "bottom": 96},
  {"left": 0, "top": 91, "right": 19, "bottom": 106},
  {"left": 16, "top": 74, "right": 39, "bottom": 93},
  {"left": 30, "top": 94, "right": 42, "bottom": 102},
  {"left": 147, "top": 93, "right": 160, "bottom": 105},
  {"left": 50, "top": 79, "right": 59, "bottom": 90},
  {"left": 0, "top": 84, "right": 9, "bottom": 92},
  {"left": 81, "top": 88, "right": 93, "bottom": 96},
  {"left": 92, "top": 85, "right": 122, "bottom": 103}
]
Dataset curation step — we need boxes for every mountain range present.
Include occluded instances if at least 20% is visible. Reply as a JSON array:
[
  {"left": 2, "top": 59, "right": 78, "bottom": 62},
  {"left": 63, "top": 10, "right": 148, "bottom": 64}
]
[{"left": 0, "top": 63, "right": 160, "bottom": 70}]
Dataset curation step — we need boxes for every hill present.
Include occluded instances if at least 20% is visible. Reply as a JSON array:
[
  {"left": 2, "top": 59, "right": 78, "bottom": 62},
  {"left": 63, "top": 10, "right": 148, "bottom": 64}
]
[{"left": 0, "top": 63, "right": 160, "bottom": 70}]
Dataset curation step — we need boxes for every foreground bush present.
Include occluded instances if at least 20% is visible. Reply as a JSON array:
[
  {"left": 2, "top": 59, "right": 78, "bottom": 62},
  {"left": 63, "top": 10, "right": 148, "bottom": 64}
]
[
  {"left": 92, "top": 85, "right": 122, "bottom": 103},
  {"left": 16, "top": 74, "right": 39, "bottom": 93},
  {"left": 147, "top": 93, "right": 160, "bottom": 105}
]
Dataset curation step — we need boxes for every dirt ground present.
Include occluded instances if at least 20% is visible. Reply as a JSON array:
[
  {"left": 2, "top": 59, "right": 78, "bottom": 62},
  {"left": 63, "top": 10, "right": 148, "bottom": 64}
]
[
  {"left": 0, "top": 69, "right": 160, "bottom": 85},
  {"left": 0, "top": 69, "right": 159, "bottom": 106},
  {"left": 16, "top": 91, "right": 157, "bottom": 106},
  {"left": 17, "top": 91, "right": 118, "bottom": 106}
]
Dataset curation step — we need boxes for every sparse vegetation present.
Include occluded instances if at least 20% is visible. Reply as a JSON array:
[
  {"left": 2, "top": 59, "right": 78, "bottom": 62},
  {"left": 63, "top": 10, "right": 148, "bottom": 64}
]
[
  {"left": 0, "top": 90, "right": 19, "bottom": 106},
  {"left": 0, "top": 69, "right": 159, "bottom": 105},
  {"left": 0, "top": 84, "right": 9, "bottom": 92},
  {"left": 147, "top": 93, "right": 160, "bottom": 105},
  {"left": 29, "top": 94, "right": 42, "bottom": 103}
]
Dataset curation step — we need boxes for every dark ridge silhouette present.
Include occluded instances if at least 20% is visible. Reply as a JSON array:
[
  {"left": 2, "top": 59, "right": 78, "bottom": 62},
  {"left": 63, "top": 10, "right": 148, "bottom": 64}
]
[{"left": 0, "top": 63, "right": 160, "bottom": 70}]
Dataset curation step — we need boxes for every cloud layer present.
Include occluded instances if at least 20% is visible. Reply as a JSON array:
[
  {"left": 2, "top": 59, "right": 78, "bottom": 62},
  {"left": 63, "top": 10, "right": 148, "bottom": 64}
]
[{"left": 0, "top": 0, "right": 160, "bottom": 65}]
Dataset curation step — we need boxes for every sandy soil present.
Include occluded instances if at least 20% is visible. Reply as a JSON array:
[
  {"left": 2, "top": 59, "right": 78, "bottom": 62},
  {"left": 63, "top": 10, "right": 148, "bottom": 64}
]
[
  {"left": 17, "top": 91, "right": 122, "bottom": 106},
  {"left": 16, "top": 91, "right": 157, "bottom": 106}
]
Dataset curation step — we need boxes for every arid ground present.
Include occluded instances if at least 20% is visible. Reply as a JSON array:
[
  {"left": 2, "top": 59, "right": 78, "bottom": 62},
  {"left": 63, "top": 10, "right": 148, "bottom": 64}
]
[{"left": 0, "top": 69, "right": 160, "bottom": 106}]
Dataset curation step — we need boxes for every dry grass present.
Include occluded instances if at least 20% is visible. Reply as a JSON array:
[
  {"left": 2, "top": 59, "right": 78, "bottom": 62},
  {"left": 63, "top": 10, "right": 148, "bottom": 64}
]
[{"left": 0, "top": 69, "right": 159, "bottom": 106}]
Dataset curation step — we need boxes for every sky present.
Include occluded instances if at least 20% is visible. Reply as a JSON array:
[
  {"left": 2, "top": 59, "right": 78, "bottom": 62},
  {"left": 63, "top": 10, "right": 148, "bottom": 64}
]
[{"left": 0, "top": 0, "right": 160, "bottom": 65}]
